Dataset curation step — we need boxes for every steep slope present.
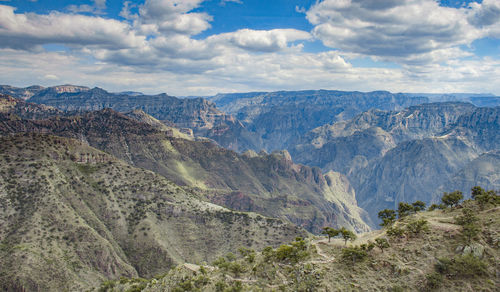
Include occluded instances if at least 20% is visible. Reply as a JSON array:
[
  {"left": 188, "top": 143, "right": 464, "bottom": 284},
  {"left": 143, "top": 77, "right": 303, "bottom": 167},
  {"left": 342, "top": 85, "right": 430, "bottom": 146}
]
[
  {"left": 0, "top": 101, "right": 371, "bottom": 233},
  {"left": 101, "top": 195, "right": 500, "bottom": 292},
  {"left": 291, "top": 102, "right": 477, "bottom": 173},
  {"left": 0, "top": 133, "right": 305, "bottom": 291},
  {"left": 434, "top": 151, "right": 500, "bottom": 201},
  {"left": 292, "top": 104, "right": 499, "bottom": 223},
  {"left": 209, "top": 90, "right": 429, "bottom": 151},
  {"left": 353, "top": 138, "right": 479, "bottom": 222}
]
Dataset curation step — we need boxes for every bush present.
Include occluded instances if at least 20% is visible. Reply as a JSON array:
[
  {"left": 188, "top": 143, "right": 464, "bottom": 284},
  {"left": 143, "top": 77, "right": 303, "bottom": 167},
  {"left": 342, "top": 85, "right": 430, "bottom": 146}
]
[
  {"left": 405, "top": 219, "right": 429, "bottom": 237},
  {"left": 412, "top": 200, "right": 426, "bottom": 212},
  {"left": 341, "top": 246, "right": 368, "bottom": 265},
  {"left": 441, "top": 191, "right": 463, "bottom": 208},
  {"left": 386, "top": 226, "right": 405, "bottom": 238},
  {"left": 398, "top": 202, "right": 413, "bottom": 218},
  {"left": 375, "top": 238, "right": 390, "bottom": 253},
  {"left": 378, "top": 209, "right": 396, "bottom": 227},
  {"left": 425, "top": 272, "right": 444, "bottom": 290},
  {"left": 436, "top": 254, "right": 488, "bottom": 278},
  {"left": 275, "top": 237, "right": 308, "bottom": 264}
]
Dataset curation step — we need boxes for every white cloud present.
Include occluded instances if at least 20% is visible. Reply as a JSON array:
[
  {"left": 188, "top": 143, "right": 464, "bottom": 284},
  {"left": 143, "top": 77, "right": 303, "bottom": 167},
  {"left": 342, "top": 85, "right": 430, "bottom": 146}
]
[
  {"left": 209, "top": 29, "right": 311, "bottom": 52},
  {"left": 67, "top": 0, "right": 107, "bottom": 15},
  {"left": 0, "top": 5, "right": 145, "bottom": 50},
  {"left": 306, "top": 0, "right": 484, "bottom": 65},
  {"left": 137, "top": 0, "right": 211, "bottom": 35}
]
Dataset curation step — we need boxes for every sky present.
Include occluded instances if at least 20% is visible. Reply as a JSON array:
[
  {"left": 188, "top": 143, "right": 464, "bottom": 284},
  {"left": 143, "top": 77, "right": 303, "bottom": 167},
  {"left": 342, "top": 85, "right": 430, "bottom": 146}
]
[{"left": 0, "top": 0, "right": 499, "bottom": 96}]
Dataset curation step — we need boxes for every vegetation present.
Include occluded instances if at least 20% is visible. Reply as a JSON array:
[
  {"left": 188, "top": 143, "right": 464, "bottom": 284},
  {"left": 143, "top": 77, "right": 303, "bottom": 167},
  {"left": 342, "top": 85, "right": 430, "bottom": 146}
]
[
  {"left": 441, "top": 190, "right": 463, "bottom": 208},
  {"left": 378, "top": 209, "right": 396, "bottom": 227},
  {"left": 339, "top": 227, "right": 356, "bottom": 245},
  {"left": 321, "top": 227, "right": 339, "bottom": 242},
  {"left": 374, "top": 238, "right": 390, "bottom": 253}
]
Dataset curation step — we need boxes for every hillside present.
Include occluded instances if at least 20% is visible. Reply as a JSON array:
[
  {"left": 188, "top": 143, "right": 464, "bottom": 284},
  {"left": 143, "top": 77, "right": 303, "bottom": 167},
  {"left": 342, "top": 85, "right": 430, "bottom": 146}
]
[
  {"left": 0, "top": 133, "right": 306, "bottom": 291},
  {"left": 96, "top": 190, "right": 500, "bottom": 292},
  {"left": 0, "top": 97, "right": 371, "bottom": 233}
]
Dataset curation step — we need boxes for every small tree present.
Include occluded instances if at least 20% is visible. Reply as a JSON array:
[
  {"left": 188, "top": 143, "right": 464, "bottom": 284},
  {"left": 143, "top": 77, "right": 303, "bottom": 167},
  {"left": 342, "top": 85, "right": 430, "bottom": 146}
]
[
  {"left": 341, "top": 246, "right": 367, "bottom": 265},
  {"left": 455, "top": 208, "right": 480, "bottom": 243},
  {"left": 398, "top": 202, "right": 413, "bottom": 218},
  {"left": 378, "top": 209, "right": 396, "bottom": 227},
  {"left": 441, "top": 191, "right": 463, "bottom": 208},
  {"left": 374, "top": 238, "right": 390, "bottom": 253},
  {"left": 321, "top": 227, "right": 339, "bottom": 242},
  {"left": 412, "top": 200, "right": 426, "bottom": 212},
  {"left": 339, "top": 227, "right": 356, "bottom": 246}
]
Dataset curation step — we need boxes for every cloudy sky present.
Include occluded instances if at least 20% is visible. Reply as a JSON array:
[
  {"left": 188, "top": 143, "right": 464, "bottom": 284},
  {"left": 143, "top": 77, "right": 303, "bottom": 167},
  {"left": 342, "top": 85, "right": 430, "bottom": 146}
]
[{"left": 0, "top": 0, "right": 499, "bottom": 96}]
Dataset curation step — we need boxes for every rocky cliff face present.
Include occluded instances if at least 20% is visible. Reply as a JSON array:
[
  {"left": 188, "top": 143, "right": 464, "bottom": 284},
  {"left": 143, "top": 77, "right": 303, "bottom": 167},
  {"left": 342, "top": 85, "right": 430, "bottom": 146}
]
[
  {"left": 209, "top": 90, "right": 429, "bottom": 151},
  {"left": 0, "top": 133, "right": 306, "bottom": 291},
  {"left": 291, "top": 103, "right": 500, "bottom": 224}
]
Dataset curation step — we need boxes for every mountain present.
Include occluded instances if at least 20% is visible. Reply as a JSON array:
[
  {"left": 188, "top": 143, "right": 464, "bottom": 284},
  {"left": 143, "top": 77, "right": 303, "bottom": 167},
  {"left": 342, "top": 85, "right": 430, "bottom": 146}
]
[
  {"left": 21, "top": 85, "right": 261, "bottom": 152},
  {"left": 208, "top": 90, "right": 429, "bottom": 151},
  {"left": 0, "top": 85, "right": 45, "bottom": 100},
  {"left": 0, "top": 96, "right": 371, "bottom": 233},
  {"left": 409, "top": 93, "right": 500, "bottom": 107},
  {"left": 291, "top": 102, "right": 478, "bottom": 175},
  {"left": 0, "top": 133, "right": 306, "bottom": 291},
  {"left": 291, "top": 103, "right": 500, "bottom": 223},
  {"left": 97, "top": 196, "right": 500, "bottom": 292},
  {"left": 0, "top": 94, "right": 63, "bottom": 120}
]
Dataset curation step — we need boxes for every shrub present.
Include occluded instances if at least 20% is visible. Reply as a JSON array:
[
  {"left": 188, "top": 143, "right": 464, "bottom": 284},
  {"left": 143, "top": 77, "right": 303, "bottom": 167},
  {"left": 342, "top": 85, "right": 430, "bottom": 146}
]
[
  {"left": 436, "top": 254, "right": 488, "bottom": 278},
  {"left": 378, "top": 209, "right": 396, "bottom": 227},
  {"left": 321, "top": 226, "right": 339, "bottom": 242},
  {"left": 375, "top": 238, "right": 390, "bottom": 253},
  {"left": 412, "top": 200, "right": 426, "bottom": 212},
  {"left": 398, "top": 202, "right": 413, "bottom": 218},
  {"left": 441, "top": 191, "right": 463, "bottom": 208},
  {"left": 339, "top": 227, "right": 356, "bottom": 245},
  {"left": 425, "top": 272, "right": 444, "bottom": 290},
  {"left": 405, "top": 219, "right": 429, "bottom": 237},
  {"left": 341, "top": 246, "right": 368, "bottom": 265},
  {"left": 275, "top": 237, "right": 308, "bottom": 264},
  {"left": 386, "top": 226, "right": 405, "bottom": 238}
]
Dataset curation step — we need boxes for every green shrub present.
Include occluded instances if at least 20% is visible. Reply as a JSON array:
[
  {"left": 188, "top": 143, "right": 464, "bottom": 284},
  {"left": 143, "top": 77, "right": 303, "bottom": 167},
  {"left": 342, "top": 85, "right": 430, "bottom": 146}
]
[
  {"left": 378, "top": 209, "right": 396, "bottom": 227},
  {"left": 341, "top": 246, "right": 368, "bottom": 265},
  {"left": 436, "top": 254, "right": 488, "bottom": 278},
  {"left": 405, "top": 219, "right": 429, "bottom": 237},
  {"left": 386, "top": 226, "right": 405, "bottom": 238},
  {"left": 398, "top": 202, "right": 413, "bottom": 218},
  {"left": 441, "top": 191, "right": 463, "bottom": 208},
  {"left": 425, "top": 272, "right": 443, "bottom": 290},
  {"left": 374, "top": 238, "right": 390, "bottom": 253}
]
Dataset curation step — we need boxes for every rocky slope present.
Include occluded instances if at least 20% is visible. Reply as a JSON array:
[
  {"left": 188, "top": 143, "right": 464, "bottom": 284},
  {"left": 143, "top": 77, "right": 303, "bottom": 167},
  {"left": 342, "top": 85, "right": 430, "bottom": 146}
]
[
  {"left": 0, "top": 133, "right": 306, "bottom": 291},
  {"left": 97, "top": 192, "right": 500, "bottom": 292},
  {"left": 0, "top": 96, "right": 371, "bottom": 233}
]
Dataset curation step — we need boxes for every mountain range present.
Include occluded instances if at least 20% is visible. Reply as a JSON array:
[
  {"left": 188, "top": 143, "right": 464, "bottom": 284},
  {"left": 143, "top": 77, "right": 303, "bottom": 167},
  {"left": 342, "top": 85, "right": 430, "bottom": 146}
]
[{"left": 0, "top": 84, "right": 499, "bottom": 290}]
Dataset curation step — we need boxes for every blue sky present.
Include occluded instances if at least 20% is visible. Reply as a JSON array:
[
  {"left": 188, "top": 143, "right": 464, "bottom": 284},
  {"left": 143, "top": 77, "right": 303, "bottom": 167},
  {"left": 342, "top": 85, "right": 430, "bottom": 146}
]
[{"left": 0, "top": 0, "right": 499, "bottom": 95}]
